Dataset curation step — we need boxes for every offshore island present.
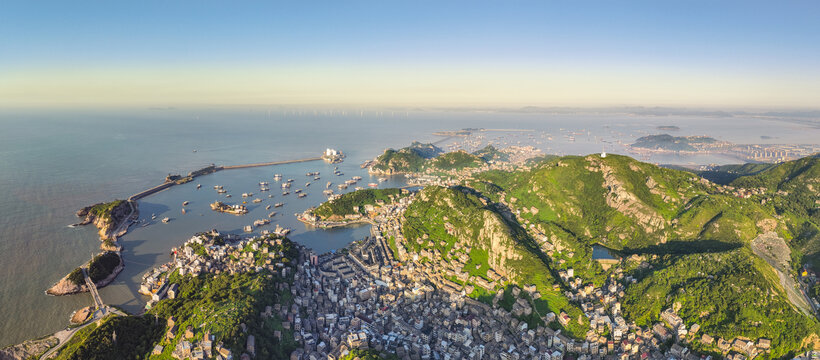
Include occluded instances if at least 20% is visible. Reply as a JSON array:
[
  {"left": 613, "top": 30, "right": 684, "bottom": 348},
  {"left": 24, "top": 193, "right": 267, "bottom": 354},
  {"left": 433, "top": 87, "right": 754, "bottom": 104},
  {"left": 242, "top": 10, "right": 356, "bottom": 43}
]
[{"left": 4, "top": 141, "right": 820, "bottom": 360}]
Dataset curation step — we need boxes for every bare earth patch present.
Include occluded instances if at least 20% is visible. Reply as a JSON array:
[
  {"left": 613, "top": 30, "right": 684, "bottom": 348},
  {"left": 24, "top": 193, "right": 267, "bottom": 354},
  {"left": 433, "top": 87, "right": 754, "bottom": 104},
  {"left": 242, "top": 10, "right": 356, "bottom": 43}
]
[{"left": 751, "top": 232, "right": 813, "bottom": 315}]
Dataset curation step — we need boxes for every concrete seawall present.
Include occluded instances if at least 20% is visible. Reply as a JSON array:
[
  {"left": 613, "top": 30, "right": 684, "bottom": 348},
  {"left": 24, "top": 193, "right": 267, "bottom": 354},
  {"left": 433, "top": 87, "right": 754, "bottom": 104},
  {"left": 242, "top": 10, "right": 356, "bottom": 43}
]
[{"left": 128, "top": 156, "right": 324, "bottom": 201}]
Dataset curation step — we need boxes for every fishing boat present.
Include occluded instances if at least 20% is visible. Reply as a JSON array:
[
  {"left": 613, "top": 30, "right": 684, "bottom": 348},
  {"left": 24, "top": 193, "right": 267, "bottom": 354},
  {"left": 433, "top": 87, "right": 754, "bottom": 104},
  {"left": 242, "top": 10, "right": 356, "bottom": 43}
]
[
  {"left": 305, "top": 182, "right": 311, "bottom": 187},
  {"left": 268, "top": 211, "right": 277, "bottom": 218},
  {"left": 314, "top": 176, "right": 320, "bottom": 180},
  {"left": 274, "top": 203, "right": 284, "bottom": 208},
  {"left": 259, "top": 181, "right": 269, "bottom": 186},
  {"left": 253, "top": 198, "right": 262, "bottom": 203},
  {"left": 225, "top": 194, "right": 232, "bottom": 198},
  {"left": 266, "top": 205, "right": 271, "bottom": 210},
  {"left": 352, "top": 176, "right": 362, "bottom": 181},
  {"left": 273, "top": 225, "right": 291, "bottom": 236},
  {"left": 294, "top": 189, "right": 302, "bottom": 194},
  {"left": 298, "top": 193, "right": 307, "bottom": 198}
]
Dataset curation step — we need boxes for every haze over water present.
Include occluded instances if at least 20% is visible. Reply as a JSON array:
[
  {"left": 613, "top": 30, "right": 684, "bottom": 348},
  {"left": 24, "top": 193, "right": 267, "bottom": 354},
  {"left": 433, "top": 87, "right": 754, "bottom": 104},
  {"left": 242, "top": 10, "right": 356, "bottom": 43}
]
[{"left": 0, "top": 107, "right": 817, "bottom": 345}]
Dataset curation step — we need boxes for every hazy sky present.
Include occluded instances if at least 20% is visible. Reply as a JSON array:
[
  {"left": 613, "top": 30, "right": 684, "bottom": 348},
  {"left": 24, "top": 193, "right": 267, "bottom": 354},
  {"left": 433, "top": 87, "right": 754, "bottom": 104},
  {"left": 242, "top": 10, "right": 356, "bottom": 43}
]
[{"left": 2, "top": 1, "right": 819, "bottom": 108}]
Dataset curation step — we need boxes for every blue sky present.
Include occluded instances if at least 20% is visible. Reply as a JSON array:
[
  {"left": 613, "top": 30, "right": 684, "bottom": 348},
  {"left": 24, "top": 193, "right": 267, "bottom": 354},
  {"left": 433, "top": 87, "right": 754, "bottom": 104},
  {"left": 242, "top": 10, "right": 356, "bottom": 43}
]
[{"left": 2, "top": 1, "right": 819, "bottom": 107}]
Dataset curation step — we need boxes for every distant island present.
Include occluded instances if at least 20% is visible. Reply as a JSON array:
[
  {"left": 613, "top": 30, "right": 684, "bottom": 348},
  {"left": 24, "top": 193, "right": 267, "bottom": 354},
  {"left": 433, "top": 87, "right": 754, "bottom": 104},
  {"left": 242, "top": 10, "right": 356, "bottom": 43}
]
[
  {"left": 631, "top": 133, "right": 725, "bottom": 152},
  {"left": 656, "top": 125, "right": 680, "bottom": 131}
]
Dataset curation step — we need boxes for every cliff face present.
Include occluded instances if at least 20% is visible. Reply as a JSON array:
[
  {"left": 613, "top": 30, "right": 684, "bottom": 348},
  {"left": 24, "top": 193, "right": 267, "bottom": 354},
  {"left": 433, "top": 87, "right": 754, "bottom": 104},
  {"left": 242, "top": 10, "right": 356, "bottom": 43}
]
[
  {"left": 75, "top": 200, "right": 133, "bottom": 240},
  {"left": 45, "top": 275, "right": 86, "bottom": 296}
]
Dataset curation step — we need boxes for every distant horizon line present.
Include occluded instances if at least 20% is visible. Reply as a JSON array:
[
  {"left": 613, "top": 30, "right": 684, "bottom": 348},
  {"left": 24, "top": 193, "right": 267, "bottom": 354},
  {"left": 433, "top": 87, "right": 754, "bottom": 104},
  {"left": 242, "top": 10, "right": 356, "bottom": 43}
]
[{"left": 2, "top": 103, "right": 820, "bottom": 115}]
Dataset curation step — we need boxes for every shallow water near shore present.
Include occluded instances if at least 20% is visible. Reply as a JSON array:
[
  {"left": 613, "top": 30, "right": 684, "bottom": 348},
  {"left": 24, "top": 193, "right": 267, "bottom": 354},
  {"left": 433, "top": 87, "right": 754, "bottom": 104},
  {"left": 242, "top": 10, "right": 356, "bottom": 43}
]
[{"left": 0, "top": 106, "right": 816, "bottom": 345}]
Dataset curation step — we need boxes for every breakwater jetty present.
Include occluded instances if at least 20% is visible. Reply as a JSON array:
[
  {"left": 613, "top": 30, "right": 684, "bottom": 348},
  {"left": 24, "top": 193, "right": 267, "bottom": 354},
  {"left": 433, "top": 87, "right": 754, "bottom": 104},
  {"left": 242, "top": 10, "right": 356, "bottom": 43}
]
[
  {"left": 129, "top": 156, "right": 326, "bottom": 201},
  {"left": 221, "top": 156, "right": 322, "bottom": 170}
]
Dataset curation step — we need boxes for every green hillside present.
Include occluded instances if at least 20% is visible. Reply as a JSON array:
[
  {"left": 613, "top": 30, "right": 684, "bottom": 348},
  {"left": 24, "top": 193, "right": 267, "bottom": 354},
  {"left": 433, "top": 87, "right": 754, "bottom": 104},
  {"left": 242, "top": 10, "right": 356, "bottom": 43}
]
[
  {"left": 458, "top": 153, "right": 819, "bottom": 354},
  {"left": 622, "top": 248, "right": 817, "bottom": 358},
  {"left": 731, "top": 157, "right": 820, "bottom": 269},
  {"left": 313, "top": 188, "right": 406, "bottom": 219},
  {"left": 428, "top": 150, "right": 485, "bottom": 170},
  {"left": 52, "top": 237, "right": 300, "bottom": 360},
  {"left": 401, "top": 186, "right": 588, "bottom": 337},
  {"left": 370, "top": 143, "right": 489, "bottom": 174},
  {"left": 472, "top": 154, "right": 781, "bottom": 252},
  {"left": 472, "top": 145, "right": 510, "bottom": 162}
]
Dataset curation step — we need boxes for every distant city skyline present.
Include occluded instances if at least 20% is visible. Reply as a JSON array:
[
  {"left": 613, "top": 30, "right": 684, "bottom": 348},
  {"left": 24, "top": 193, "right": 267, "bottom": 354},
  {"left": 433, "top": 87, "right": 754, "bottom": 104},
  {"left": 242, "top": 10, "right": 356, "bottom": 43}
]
[{"left": 1, "top": 1, "right": 819, "bottom": 108}]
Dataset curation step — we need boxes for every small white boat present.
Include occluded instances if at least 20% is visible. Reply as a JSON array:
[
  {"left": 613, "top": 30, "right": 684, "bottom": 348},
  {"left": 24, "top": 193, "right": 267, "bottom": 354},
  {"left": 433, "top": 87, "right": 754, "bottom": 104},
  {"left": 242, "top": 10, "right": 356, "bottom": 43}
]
[
  {"left": 266, "top": 205, "right": 271, "bottom": 210},
  {"left": 162, "top": 217, "right": 170, "bottom": 223},
  {"left": 244, "top": 225, "right": 253, "bottom": 232},
  {"left": 182, "top": 201, "right": 189, "bottom": 206}
]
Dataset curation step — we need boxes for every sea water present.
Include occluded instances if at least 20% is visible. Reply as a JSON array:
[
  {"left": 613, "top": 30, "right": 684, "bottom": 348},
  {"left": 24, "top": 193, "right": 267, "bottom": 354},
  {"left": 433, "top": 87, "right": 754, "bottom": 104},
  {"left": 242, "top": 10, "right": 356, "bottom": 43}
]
[{"left": 0, "top": 106, "right": 817, "bottom": 345}]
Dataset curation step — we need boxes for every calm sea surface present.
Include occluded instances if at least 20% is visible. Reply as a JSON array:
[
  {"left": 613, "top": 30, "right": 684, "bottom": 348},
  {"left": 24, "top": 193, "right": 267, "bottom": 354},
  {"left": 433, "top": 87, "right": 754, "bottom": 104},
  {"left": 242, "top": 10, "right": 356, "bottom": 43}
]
[{"left": 0, "top": 107, "right": 816, "bottom": 345}]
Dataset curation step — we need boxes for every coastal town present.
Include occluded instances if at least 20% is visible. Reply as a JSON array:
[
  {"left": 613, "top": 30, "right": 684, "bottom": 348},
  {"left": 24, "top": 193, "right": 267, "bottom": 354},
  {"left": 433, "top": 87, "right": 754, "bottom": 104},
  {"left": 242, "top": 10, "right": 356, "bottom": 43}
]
[
  {"left": 6, "top": 143, "right": 819, "bottom": 360},
  {"left": 283, "top": 188, "right": 793, "bottom": 360}
]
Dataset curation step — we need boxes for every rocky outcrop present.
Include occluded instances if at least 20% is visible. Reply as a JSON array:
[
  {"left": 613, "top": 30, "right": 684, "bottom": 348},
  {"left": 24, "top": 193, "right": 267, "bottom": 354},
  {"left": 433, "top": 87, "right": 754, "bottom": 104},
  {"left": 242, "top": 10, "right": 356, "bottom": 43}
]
[
  {"left": 481, "top": 211, "right": 521, "bottom": 280},
  {"left": 0, "top": 336, "right": 58, "bottom": 360},
  {"left": 45, "top": 253, "right": 124, "bottom": 296},
  {"left": 75, "top": 200, "right": 134, "bottom": 241},
  {"left": 70, "top": 306, "right": 93, "bottom": 324},
  {"left": 597, "top": 160, "right": 667, "bottom": 234},
  {"left": 45, "top": 275, "right": 86, "bottom": 296}
]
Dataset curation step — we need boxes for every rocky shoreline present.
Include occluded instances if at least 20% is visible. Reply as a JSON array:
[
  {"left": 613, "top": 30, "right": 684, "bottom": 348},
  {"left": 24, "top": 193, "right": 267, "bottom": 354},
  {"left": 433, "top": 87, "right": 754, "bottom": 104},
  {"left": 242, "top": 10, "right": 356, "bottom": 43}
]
[
  {"left": 45, "top": 254, "right": 124, "bottom": 296},
  {"left": 46, "top": 200, "right": 135, "bottom": 296}
]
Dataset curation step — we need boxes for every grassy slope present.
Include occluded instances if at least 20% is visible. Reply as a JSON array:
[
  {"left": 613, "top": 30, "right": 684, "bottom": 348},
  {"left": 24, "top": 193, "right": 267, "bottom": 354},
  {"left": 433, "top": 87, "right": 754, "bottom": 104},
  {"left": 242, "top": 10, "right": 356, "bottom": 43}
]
[
  {"left": 428, "top": 150, "right": 485, "bottom": 170},
  {"left": 313, "top": 188, "right": 404, "bottom": 218},
  {"left": 472, "top": 145, "right": 510, "bottom": 162},
  {"left": 372, "top": 142, "right": 443, "bottom": 173},
  {"left": 622, "top": 248, "right": 817, "bottom": 358},
  {"left": 474, "top": 154, "right": 776, "bottom": 252},
  {"left": 731, "top": 157, "right": 820, "bottom": 269},
  {"left": 467, "top": 154, "right": 818, "bottom": 354},
  {"left": 52, "top": 238, "right": 300, "bottom": 360},
  {"left": 402, "top": 186, "right": 588, "bottom": 337}
]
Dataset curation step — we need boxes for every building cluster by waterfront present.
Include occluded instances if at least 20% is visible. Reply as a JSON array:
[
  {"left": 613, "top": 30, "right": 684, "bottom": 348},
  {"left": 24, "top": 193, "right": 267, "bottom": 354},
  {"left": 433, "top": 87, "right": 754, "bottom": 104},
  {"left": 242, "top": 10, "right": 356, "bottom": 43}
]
[{"left": 281, "top": 189, "right": 787, "bottom": 360}]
